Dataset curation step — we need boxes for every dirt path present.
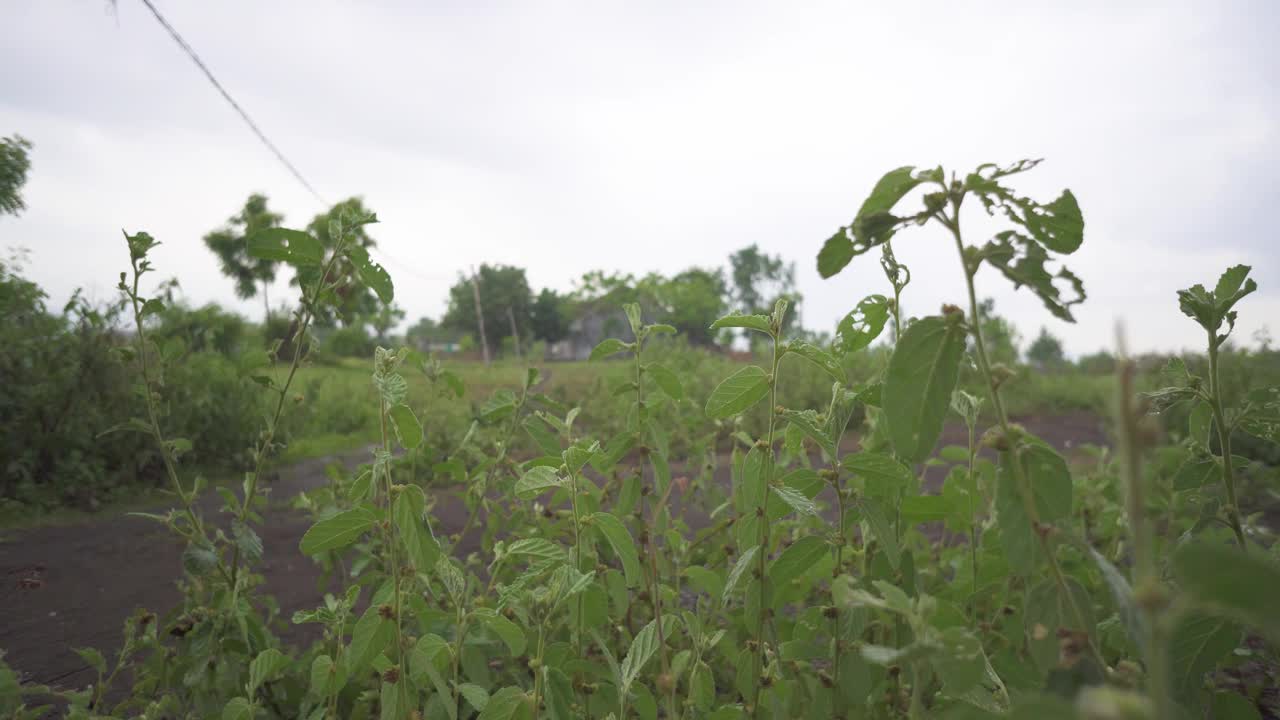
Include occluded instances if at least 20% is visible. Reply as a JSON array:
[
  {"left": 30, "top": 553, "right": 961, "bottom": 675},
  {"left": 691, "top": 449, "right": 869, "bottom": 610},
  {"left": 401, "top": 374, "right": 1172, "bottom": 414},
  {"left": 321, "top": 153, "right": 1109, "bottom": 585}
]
[{"left": 0, "top": 411, "right": 1108, "bottom": 695}]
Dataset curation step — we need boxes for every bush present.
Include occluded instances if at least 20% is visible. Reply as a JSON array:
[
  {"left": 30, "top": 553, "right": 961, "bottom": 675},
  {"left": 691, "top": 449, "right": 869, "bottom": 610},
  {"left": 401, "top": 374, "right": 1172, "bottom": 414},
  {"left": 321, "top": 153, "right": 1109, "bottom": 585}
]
[
  {"left": 0, "top": 261, "right": 262, "bottom": 511},
  {"left": 321, "top": 324, "right": 375, "bottom": 359},
  {"left": 150, "top": 301, "right": 248, "bottom": 356}
]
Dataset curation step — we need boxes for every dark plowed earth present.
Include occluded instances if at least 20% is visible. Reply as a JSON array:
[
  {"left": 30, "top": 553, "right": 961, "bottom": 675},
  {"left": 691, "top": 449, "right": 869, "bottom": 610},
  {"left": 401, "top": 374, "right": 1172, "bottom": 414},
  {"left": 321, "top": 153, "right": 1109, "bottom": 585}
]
[{"left": 0, "top": 412, "right": 1108, "bottom": 699}]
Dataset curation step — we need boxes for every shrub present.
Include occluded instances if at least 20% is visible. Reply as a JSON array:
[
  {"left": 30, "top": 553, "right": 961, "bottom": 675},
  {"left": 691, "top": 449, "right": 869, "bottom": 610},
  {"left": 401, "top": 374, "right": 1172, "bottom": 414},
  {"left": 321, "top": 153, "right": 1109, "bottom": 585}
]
[
  {"left": 150, "top": 301, "right": 248, "bottom": 356},
  {"left": 321, "top": 324, "right": 375, "bottom": 359}
]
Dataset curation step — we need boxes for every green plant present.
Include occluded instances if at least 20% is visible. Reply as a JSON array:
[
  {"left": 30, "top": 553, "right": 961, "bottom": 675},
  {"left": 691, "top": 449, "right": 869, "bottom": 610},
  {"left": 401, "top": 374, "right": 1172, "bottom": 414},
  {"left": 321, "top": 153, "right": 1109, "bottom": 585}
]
[{"left": 8, "top": 160, "right": 1280, "bottom": 720}]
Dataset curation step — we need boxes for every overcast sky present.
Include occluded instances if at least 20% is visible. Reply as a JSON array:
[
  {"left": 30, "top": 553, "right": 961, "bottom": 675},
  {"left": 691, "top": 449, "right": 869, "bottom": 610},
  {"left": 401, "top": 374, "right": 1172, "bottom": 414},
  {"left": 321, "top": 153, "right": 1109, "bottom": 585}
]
[{"left": 2, "top": 1, "right": 1277, "bottom": 355}]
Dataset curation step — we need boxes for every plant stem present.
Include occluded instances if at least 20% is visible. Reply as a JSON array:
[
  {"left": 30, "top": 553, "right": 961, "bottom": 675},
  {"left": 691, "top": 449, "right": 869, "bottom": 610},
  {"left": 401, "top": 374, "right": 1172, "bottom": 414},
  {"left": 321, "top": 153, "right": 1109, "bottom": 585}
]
[
  {"left": 1206, "top": 334, "right": 1248, "bottom": 552},
  {"left": 831, "top": 467, "right": 846, "bottom": 714},
  {"left": 1114, "top": 335, "right": 1173, "bottom": 719},
  {"left": 967, "top": 419, "right": 980, "bottom": 597},
  {"left": 633, "top": 328, "right": 674, "bottom": 714},
  {"left": 379, "top": 397, "right": 406, "bottom": 676},
  {"left": 751, "top": 334, "right": 782, "bottom": 717},
  {"left": 532, "top": 622, "right": 548, "bottom": 720},
  {"left": 944, "top": 208, "right": 1107, "bottom": 672}
]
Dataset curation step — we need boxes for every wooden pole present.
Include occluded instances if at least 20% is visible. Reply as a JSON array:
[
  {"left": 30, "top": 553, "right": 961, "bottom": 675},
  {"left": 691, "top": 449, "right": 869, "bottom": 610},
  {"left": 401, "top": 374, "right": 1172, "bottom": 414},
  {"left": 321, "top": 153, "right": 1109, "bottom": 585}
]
[
  {"left": 471, "top": 268, "right": 490, "bottom": 365},
  {"left": 507, "top": 306, "right": 522, "bottom": 359}
]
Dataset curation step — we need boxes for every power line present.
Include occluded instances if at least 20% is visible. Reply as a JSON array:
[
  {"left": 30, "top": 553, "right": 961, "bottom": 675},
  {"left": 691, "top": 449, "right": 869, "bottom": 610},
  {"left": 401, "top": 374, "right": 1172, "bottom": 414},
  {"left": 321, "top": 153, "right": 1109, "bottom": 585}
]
[
  {"left": 138, "top": 0, "right": 446, "bottom": 291},
  {"left": 137, "top": 0, "right": 327, "bottom": 207}
]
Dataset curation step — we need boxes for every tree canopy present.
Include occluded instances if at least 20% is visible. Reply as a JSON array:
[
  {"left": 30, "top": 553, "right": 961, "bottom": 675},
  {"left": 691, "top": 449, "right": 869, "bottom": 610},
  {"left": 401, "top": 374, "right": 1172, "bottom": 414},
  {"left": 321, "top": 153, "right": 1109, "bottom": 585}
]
[
  {"left": 0, "top": 134, "right": 33, "bottom": 217},
  {"left": 442, "top": 264, "right": 533, "bottom": 356},
  {"left": 202, "top": 193, "right": 283, "bottom": 319}
]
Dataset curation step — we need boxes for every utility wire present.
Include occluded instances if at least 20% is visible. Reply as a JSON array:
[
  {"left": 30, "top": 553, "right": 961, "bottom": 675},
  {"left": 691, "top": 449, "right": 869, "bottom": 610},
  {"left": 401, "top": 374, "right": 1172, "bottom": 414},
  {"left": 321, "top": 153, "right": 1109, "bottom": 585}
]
[
  {"left": 137, "top": 0, "right": 327, "bottom": 207},
  {"left": 138, "top": 0, "right": 445, "bottom": 289}
]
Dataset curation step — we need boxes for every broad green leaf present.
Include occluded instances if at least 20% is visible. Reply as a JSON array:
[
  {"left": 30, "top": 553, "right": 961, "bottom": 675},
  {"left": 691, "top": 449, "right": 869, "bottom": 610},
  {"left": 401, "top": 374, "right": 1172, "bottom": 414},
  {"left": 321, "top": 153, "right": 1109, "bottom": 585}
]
[
  {"left": 883, "top": 315, "right": 966, "bottom": 462},
  {"left": 182, "top": 541, "right": 219, "bottom": 576},
  {"left": 515, "top": 466, "right": 566, "bottom": 500},
  {"left": 74, "top": 647, "right": 106, "bottom": 676},
  {"left": 621, "top": 617, "right": 678, "bottom": 691},
  {"left": 771, "top": 484, "right": 818, "bottom": 519},
  {"left": 345, "top": 244, "right": 394, "bottom": 304},
  {"left": 899, "top": 494, "right": 952, "bottom": 524},
  {"left": 996, "top": 444, "right": 1072, "bottom": 575},
  {"left": 590, "top": 337, "right": 630, "bottom": 362},
  {"left": 246, "top": 227, "right": 323, "bottom": 265},
  {"left": 347, "top": 605, "right": 393, "bottom": 677},
  {"left": 408, "top": 633, "right": 449, "bottom": 688},
  {"left": 523, "top": 415, "right": 562, "bottom": 456},
  {"left": 1087, "top": 548, "right": 1145, "bottom": 656},
  {"left": 480, "top": 391, "right": 518, "bottom": 426},
  {"left": 1168, "top": 612, "right": 1239, "bottom": 707},
  {"left": 505, "top": 538, "right": 566, "bottom": 563},
  {"left": 933, "top": 627, "right": 986, "bottom": 695},
  {"left": 458, "top": 683, "right": 489, "bottom": 713},
  {"left": 562, "top": 440, "right": 599, "bottom": 474},
  {"left": 768, "top": 536, "right": 827, "bottom": 596},
  {"left": 705, "top": 365, "right": 770, "bottom": 419},
  {"left": 300, "top": 507, "right": 377, "bottom": 555},
  {"left": 855, "top": 498, "right": 899, "bottom": 571},
  {"left": 1172, "top": 541, "right": 1280, "bottom": 644},
  {"left": 477, "top": 686, "right": 526, "bottom": 720},
  {"left": 473, "top": 608, "right": 528, "bottom": 656},
  {"left": 787, "top": 341, "right": 845, "bottom": 383},
  {"left": 309, "top": 654, "right": 337, "bottom": 698},
  {"left": 842, "top": 452, "right": 913, "bottom": 499},
  {"left": 722, "top": 546, "right": 759, "bottom": 606},
  {"left": 590, "top": 512, "right": 642, "bottom": 587},
  {"left": 684, "top": 566, "right": 724, "bottom": 598},
  {"left": 222, "top": 697, "right": 253, "bottom": 720},
  {"left": 819, "top": 166, "right": 934, "bottom": 278},
  {"left": 249, "top": 648, "right": 290, "bottom": 691},
  {"left": 647, "top": 363, "right": 684, "bottom": 400},
  {"left": 380, "top": 678, "right": 411, "bottom": 720},
  {"left": 623, "top": 303, "right": 643, "bottom": 337},
  {"left": 1024, "top": 577, "right": 1094, "bottom": 675},
  {"left": 710, "top": 313, "right": 772, "bottom": 335},
  {"left": 394, "top": 485, "right": 439, "bottom": 572},
  {"left": 1178, "top": 265, "right": 1256, "bottom": 339},
  {"left": 436, "top": 556, "right": 467, "bottom": 604},
  {"left": 782, "top": 409, "right": 835, "bottom": 459},
  {"left": 836, "top": 294, "right": 890, "bottom": 353},
  {"left": 388, "top": 403, "right": 422, "bottom": 449},
  {"left": 981, "top": 234, "right": 1085, "bottom": 322},
  {"left": 1173, "top": 455, "right": 1217, "bottom": 491}
]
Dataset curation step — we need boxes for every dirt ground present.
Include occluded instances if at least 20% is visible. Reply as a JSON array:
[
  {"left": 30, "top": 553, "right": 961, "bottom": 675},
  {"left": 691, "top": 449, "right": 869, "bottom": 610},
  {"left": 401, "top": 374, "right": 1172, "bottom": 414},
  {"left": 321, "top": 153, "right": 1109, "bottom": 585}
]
[{"left": 0, "top": 411, "right": 1110, "bottom": 697}]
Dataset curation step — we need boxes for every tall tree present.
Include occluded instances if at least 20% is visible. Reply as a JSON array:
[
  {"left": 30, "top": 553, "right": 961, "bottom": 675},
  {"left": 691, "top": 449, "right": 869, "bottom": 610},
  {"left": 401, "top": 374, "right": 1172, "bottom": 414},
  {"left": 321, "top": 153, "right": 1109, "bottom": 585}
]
[
  {"left": 299, "top": 197, "right": 381, "bottom": 327},
  {"left": 442, "top": 264, "right": 532, "bottom": 356},
  {"left": 370, "top": 303, "right": 406, "bottom": 344},
  {"left": 977, "top": 298, "right": 1021, "bottom": 366},
  {"left": 655, "top": 268, "right": 727, "bottom": 345},
  {"left": 203, "top": 193, "right": 284, "bottom": 320},
  {"left": 728, "top": 244, "right": 801, "bottom": 341},
  {"left": 0, "top": 134, "right": 33, "bottom": 217},
  {"left": 531, "top": 288, "right": 570, "bottom": 344},
  {"left": 729, "top": 244, "right": 794, "bottom": 312},
  {"left": 1027, "top": 326, "right": 1066, "bottom": 369}
]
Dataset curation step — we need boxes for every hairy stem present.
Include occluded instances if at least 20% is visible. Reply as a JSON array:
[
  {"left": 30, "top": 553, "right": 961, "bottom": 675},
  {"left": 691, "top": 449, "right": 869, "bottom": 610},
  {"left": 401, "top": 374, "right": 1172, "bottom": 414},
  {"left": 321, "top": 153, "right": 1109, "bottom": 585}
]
[
  {"left": 1115, "top": 335, "right": 1173, "bottom": 719},
  {"left": 945, "top": 207, "right": 1106, "bottom": 671},
  {"left": 1207, "top": 334, "right": 1248, "bottom": 552},
  {"left": 751, "top": 334, "right": 781, "bottom": 717}
]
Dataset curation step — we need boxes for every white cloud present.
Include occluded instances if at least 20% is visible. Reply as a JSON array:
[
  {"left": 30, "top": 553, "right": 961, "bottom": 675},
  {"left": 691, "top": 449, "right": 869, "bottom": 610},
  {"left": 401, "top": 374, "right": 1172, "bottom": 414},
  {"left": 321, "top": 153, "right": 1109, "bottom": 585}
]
[{"left": 2, "top": 0, "right": 1276, "bottom": 354}]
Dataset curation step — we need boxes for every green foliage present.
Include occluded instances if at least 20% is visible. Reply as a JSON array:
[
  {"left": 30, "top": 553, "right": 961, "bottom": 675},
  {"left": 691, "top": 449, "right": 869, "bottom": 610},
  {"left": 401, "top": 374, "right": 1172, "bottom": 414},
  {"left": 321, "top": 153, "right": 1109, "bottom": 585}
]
[
  {"left": 1027, "top": 326, "right": 1067, "bottom": 369},
  {"left": 0, "top": 134, "right": 33, "bottom": 217},
  {"left": 8, "top": 157, "right": 1278, "bottom": 720},
  {"left": 203, "top": 194, "right": 284, "bottom": 317},
  {"left": 443, "top": 264, "right": 533, "bottom": 356}
]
